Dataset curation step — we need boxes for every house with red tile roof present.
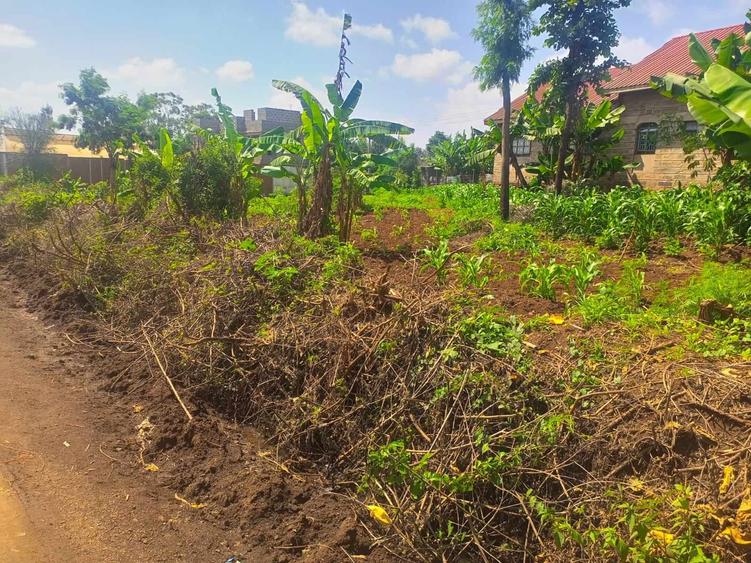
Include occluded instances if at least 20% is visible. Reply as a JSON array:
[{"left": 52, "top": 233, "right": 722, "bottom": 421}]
[{"left": 488, "top": 24, "right": 746, "bottom": 188}]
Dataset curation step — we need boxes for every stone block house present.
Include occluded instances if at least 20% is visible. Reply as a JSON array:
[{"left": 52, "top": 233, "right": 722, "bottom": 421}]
[{"left": 488, "top": 24, "right": 745, "bottom": 188}]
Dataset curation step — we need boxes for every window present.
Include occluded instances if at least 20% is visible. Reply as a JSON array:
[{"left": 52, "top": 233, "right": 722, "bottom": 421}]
[
  {"left": 636, "top": 123, "right": 658, "bottom": 154},
  {"left": 512, "top": 137, "right": 531, "bottom": 156},
  {"left": 684, "top": 121, "right": 700, "bottom": 135}
]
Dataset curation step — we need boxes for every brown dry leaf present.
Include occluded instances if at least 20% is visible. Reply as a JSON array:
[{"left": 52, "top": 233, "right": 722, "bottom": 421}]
[{"left": 720, "top": 466, "right": 735, "bottom": 495}]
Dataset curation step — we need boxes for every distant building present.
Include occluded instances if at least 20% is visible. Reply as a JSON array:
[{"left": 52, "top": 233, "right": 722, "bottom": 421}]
[
  {"left": 487, "top": 23, "right": 745, "bottom": 188},
  {"left": 0, "top": 127, "right": 113, "bottom": 183},
  {"left": 196, "top": 107, "right": 301, "bottom": 136}
]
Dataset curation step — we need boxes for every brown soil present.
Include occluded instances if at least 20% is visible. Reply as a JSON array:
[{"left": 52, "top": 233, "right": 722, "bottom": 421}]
[{"left": 0, "top": 267, "right": 394, "bottom": 563}]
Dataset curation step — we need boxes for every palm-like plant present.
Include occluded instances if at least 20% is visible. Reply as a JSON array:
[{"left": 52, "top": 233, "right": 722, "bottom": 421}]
[
  {"left": 271, "top": 79, "right": 413, "bottom": 239},
  {"left": 652, "top": 13, "right": 751, "bottom": 161}
]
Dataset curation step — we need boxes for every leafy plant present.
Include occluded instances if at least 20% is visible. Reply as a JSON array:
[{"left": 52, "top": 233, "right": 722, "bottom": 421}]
[
  {"left": 422, "top": 239, "right": 452, "bottom": 284},
  {"left": 567, "top": 251, "right": 600, "bottom": 301},
  {"left": 520, "top": 260, "right": 567, "bottom": 300},
  {"left": 455, "top": 253, "right": 491, "bottom": 289}
]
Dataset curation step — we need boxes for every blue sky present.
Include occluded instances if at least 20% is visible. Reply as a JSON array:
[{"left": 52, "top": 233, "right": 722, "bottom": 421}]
[{"left": 1, "top": 0, "right": 748, "bottom": 146}]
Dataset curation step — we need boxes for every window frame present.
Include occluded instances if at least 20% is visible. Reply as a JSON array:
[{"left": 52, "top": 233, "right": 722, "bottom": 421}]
[
  {"left": 511, "top": 136, "right": 531, "bottom": 157},
  {"left": 635, "top": 122, "right": 658, "bottom": 154}
]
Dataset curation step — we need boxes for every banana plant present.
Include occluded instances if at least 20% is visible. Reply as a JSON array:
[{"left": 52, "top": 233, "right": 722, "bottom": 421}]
[
  {"left": 209, "top": 88, "right": 283, "bottom": 219},
  {"left": 651, "top": 13, "right": 751, "bottom": 160},
  {"left": 272, "top": 79, "right": 413, "bottom": 239}
]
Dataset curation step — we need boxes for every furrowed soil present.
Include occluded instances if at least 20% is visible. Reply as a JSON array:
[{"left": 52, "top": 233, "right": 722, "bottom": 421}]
[{"left": 0, "top": 268, "right": 391, "bottom": 563}]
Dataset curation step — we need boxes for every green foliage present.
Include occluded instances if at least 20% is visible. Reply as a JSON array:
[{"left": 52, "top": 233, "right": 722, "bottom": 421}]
[
  {"left": 0, "top": 173, "right": 98, "bottom": 223},
  {"left": 528, "top": 484, "right": 720, "bottom": 562},
  {"left": 520, "top": 260, "right": 567, "bottom": 301},
  {"left": 421, "top": 239, "right": 452, "bottom": 284},
  {"left": 476, "top": 222, "right": 540, "bottom": 253},
  {"left": 458, "top": 311, "right": 525, "bottom": 363},
  {"left": 652, "top": 15, "right": 751, "bottom": 160},
  {"left": 254, "top": 250, "right": 299, "bottom": 286},
  {"left": 455, "top": 253, "right": 491, "bottom": 289},
  {"left": 567, "top": 251, "right": 600, "bottom": 301},
  {"left": 176, "top": 137, "right": 252, "bottom": 219}
]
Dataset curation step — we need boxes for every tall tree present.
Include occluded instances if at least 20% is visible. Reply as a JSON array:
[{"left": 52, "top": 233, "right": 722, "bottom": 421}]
[
  {"left": 426, "top": 131, "right": 450, "bottom": 156},
  {"left": 59, "top": 68, "right": 146, "bottom": 198},
  {"left": 530, "top": 0, "right": 630, "bottom": 194},
  {"left": 4, "top": 106, "right": 55, "bottom": 175},
  {"left": 474, "top": 0, "right": 534, "bottom": 220}
]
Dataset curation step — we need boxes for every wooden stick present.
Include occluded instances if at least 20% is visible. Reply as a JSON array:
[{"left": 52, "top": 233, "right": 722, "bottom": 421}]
[{"left": 142, "top": 328, "right": 193, "bottom": 421}]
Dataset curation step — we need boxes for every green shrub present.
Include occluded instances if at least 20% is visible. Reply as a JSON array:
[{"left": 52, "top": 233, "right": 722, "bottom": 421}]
[{"left": 176, "top": 138, "right": 246, "bottom": 219}]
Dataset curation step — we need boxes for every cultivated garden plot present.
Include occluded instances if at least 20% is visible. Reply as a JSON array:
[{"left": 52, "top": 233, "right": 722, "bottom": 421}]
[
  {"left": 1, "top": 175, "right": 749, "bottom": 562},
  {"left": 2, "top": 4, "right": 751, "bottom": 561}
]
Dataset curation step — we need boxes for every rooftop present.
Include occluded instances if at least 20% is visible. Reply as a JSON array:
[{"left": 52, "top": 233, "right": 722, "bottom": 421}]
[{"left": 487, "top": 23, "right": 746, "bottom": 122}]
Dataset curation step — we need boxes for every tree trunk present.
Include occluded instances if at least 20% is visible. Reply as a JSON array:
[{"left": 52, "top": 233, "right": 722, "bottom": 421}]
[
  {"left": 302, "top": 148, "right": 333, "bottom": 238},
  {"left": 500, "top": 74, "right": 512, "bottom": 221},
  {"left": 108, "top": 153, "right": 118, "bottom": 205},
  {"left": 553, "top": 88, "right": 577, "bottom": 195}
]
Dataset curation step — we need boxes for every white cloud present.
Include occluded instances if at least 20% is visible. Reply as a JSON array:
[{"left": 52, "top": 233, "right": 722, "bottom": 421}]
[
  {"left": 401, "top": 14, "right": 456, "bottom": 44},
  {"left": 0, "top": 80, "right": 66, "bottom": 118},
  {"left": 407, "top": 81, "right": 527, "bottom": 147},
  {"left": 107, "top": 57, "right": 186, "bottom": 91},
  {"left": 0, "top": 23, "right": 35, "bottom": 48},
  {"left": 390, "top": 49, "right": 473, "bottom": 84},
  {"left": 216, "top": 60, "right": 254, "bottom": 82},
  {"left": 285, "top": 2, "right": 393, "bottom": 47},
  {"left": 634, "top": 0, "right": 674, "bottom": 25},
  {"left": 267, "top": 76, "right": 326, "bottom": 110},
  {"left": 614, "top": 36, "right": 655, "bottom": 64}
]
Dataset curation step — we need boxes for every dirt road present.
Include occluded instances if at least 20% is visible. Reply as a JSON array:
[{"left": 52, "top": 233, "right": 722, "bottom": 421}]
[{"left": 0, "top": 272, "right": 236, "bottom": 562}]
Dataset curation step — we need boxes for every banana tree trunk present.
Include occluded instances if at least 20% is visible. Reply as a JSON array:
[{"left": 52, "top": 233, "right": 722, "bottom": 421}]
[{"left": 303, "top": 148, "right": 333, "bottom": 238}]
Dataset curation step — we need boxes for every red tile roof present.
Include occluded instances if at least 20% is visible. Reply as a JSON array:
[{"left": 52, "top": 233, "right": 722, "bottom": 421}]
[
  {"left": 486, "top": 23, "right": 746, "bottom": 122},
  {"left": 486, "top": 71, "right": 622, "bottom": 122},
  {"left": 605, "top": 24, "right": 746, "bottom": 92}
]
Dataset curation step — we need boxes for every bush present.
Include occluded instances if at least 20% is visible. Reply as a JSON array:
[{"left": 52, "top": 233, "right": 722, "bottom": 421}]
[
  {"left": 129, "top": 152, "right": 171, "bottom": 214},
  {"left": 176, "top": 138, "right": 247, "bottom": 219}
]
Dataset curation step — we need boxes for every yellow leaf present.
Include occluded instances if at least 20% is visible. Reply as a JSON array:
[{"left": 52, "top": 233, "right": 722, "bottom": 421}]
[
  {"left": 175, "top": 493, "right": 206, "bottom": 509},
  {"left": 648, "top": 529, "right": 675, "bottom": 545},
  {"left": 143, "top": 463, "right": 159, "bottom": 472},
  {"left": 548, "top": 314, "right": 565, "bottom": 325},
  {"left": 720, "top": 466, "right": 735, "bottom": 495},
  {"left": 133, "top": 404, "right": 144, "bottom": 413},
  {"left": 367, "top": 504, "right": 392, "bottom": 526},
  {"left": 720, "top": 526, "right": 751, "bottom": 545},
  {"left": 664, "top": 421, "right": 682, "bottom": 430},
  {"left": 627, "top": 477, "right": 645, "bottom": 492},
  {"left": 721, "top": 368, "right": 739, "bottom": 377},
  {"left": 737, "top": 492, "right": 751, "bottom": 523}
]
